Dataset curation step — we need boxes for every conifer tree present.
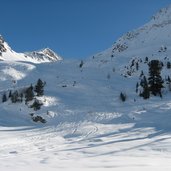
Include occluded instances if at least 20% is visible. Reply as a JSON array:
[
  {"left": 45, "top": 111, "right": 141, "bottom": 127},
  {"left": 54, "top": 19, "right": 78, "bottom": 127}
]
[
  {"left": 167, "top": 76, "right": 171, "bottom": 91},
  {"left": 11, "top": 91, "right": 19, "bottom": 103},
  {"left": 34, "top": 79, "right": 45, "bottom": 96},
  {"left": 136, "top": 82, "right": 139, "bottom": 93},
  {"left": 8, "top": 90, "right": 12, "bottom": 98},
  {"left": 136, "top": 62, "right": 139, "bottom": 71},
  {"left": 2, "top": 93, "right": 7, "bottom": 102},
  {"left": 145, "top": 57, "right": 148, "bottom": 63},
  {"left": 25, "top": 84, "right": 34, "bottom": 102},
  {"left": 148, "top": 60, "right": 164, "bottom": 97},
  {"left": 20, "top": 93, "right": 23, "bottom": 102},
  {"left": 30, "top": 99, "right": 43, "bottom": 111},
  {"left": 140, "top": 76, "right": 150, "bottom": 99},
  {"left": 167, "top": 61, "right": 171, "bottom": 69},
  {"left": 120, "top": 92, "right": 126, "bottom": 102},
  {"left": 79, "top": 60, "right": 84, "bottom": 68},
  {"left": 140, "top": 70, "right": 144, "bottom": 77}
]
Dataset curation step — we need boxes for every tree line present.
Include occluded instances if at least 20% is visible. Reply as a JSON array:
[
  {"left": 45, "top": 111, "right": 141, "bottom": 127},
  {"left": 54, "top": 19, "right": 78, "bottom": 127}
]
[{"left": 2, "top": 78, "right": 45, "bottom": 110}]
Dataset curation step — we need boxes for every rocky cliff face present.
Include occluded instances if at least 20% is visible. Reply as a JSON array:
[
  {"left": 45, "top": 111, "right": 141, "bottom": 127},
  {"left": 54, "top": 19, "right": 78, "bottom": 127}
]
[{"left": 0, "top": 35, "right": 7, "bottom": 56}]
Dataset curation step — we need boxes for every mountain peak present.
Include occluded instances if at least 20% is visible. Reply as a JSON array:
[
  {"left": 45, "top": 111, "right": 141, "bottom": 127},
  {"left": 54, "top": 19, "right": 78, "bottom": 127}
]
[
  {"left": 151, "top": 4, "right": 171, "bottom": 23},
  {"left": 40, "top": 47, "right": 62, "bottom": 60},
  {"left": 25, "top": 47, "right": 62, "bottom": 62}
]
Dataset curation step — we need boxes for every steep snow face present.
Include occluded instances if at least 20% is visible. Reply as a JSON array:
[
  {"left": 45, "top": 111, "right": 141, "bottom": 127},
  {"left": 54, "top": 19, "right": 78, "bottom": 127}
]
[{"left": 0, "top": 35, "right": 62, "bottom": 63}]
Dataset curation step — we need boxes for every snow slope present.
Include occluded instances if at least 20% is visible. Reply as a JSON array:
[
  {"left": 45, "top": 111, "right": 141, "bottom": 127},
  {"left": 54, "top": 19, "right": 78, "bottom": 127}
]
[{"left": 1, "top": 4, "right": 171, "bottom": 171}]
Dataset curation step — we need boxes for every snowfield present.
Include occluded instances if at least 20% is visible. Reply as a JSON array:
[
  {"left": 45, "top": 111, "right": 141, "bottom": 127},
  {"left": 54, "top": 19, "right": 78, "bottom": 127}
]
[
  {"left": 0, "top": 122, "right": 171, "bottom": 171},
  {"left": 1, "top": 4, "right": 171, "bottom": 171}
]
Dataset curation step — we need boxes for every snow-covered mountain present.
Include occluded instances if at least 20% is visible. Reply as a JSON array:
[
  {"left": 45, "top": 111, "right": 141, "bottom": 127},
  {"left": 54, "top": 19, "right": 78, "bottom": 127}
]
[
  {"left": 1, "top": 4, "right": 171, "bottom": 171},
  {"left": 0, "top": 35, "right": 62, "bottom": 63},
  {"left": 95, "top": 4, "right": 171, "bottom": 59},
  {"left": 25, "top": 48, "right": 62, "bottom": 62}
]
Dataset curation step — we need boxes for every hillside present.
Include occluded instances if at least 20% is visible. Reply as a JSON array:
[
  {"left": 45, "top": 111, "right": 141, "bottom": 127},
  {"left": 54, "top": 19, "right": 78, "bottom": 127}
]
[{"left": 0, "top": 4, "right": 171, "bottom": 171}]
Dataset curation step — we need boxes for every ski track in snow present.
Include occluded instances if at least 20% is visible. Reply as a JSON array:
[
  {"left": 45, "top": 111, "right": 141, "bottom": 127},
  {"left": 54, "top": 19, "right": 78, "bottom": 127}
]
[
  {"left": 1, "top": 58, "right": 171, "bottom": 170},
  {"left": 0, "top": 122, "right": 171, "bottom": 170},
  {"left": 1, "top": 4, "right": 171, "bottom": 171}
]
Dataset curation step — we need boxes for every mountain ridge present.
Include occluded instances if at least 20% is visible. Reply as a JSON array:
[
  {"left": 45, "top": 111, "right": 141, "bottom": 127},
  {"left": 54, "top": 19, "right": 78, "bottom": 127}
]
[
  {"left": 93, "top": 4, "right": 171, "bottom": 60},
  {"left": 0, "top": 35, "right": 62, "bottom": 63}
]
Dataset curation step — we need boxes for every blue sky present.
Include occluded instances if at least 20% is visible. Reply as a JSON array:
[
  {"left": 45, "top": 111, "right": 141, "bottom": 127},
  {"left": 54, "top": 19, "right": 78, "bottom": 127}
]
[{"left": 1, "top": 0, "right": 171, "bottom": 59}]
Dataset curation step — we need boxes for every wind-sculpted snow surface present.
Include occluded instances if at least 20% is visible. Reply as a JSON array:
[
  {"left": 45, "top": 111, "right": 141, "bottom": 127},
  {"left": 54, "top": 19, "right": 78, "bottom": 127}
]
[{"left": 1, "top": 4, "right": 171, "bottom": 171}]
